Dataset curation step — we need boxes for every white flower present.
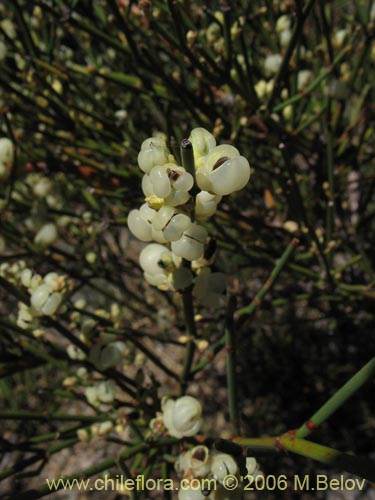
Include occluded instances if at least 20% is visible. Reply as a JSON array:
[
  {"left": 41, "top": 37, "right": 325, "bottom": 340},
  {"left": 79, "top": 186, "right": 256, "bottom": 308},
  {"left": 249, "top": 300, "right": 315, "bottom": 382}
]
[
  {"left": 137, "top": 137, "right": 170, "bottom": 173},
  {"left": 34, "top": 223, "right": 58, "bottom": 247},
  {"left": 297, "top": 70, "right": 313, "bottom": 90},
  {"left": 67, "top": 344, "right": 86, "bottom": 361},
  {"left": 211, "top": 453, "right": 238, "bottom": 482},
  {"left": 276, "top": 15, "right": 291, "bottom": 33},
  {"left": 162, "top": 396, "right": 202, "bottom": 438},
  {"left": 89, "top": 341, "right": 127, "bottom": 370},
  {"left": 127, "top": 203, "right": 158, "bottom": 242},
  {"left": 0, "top": 137, "right": 14, "bottom": 164},
  {"left": 96, "top": 380, "right": 116, "bottom": 403},
  {"left": 196, "top": 145, "right": 250, "bottom": 196},
  {"left": 280, "top": 29, "right": 292, "bottom": 47},
  {"left": 171, "top": 223, "right": 208, "bottom": 261},
  {"left": 189, "top": 128, "right": 216, "bottom": 167},
  {"left": 139, "top": 243, "right": 173, "bottom": 288},
  {"left": 177, "top": 445, "right": 211, "bottom": 478},
  {"left": 30, "top": 284, "right": 62, "bottom": 316},
  {"left": 264, "top": 54, "right": 282, "bottom": 76},
  {"left": 195, "top": 191, "right": 222, "bottom": 220}
]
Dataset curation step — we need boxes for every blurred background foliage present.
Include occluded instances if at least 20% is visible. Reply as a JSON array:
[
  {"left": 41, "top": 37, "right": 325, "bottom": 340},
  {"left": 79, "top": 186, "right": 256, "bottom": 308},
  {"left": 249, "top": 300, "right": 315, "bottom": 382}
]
[{"left": 0, "top": 0, "right": 374, "bottom": 498}]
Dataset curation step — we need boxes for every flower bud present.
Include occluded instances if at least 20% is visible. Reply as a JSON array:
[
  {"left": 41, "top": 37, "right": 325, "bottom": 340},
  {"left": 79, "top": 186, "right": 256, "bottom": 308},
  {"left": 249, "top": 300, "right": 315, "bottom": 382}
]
[
  {"left": 171, "top": 223, "right": 207, "bottom": 261},
  {"left": 264, "top": 54, "right": 282, "bottom": 76},
  {"left": 297, "top": 70, "right": 313, "bottom": 90},
  {"left": 137, "top": 137, "right": 170, "bottom": 173},
  {"left": 139, "top": 243, "right": 173, "bottom": 276},
  {"left": 96, "top": 380, "right": 116, "bottom": 403},
  {"left": 189, "top": 128, "right": 216, "bottom": 165},
  {"left": 34, "top": 223, "right": 58, "bottom": 247},
  {"left": 211, "top": 453, "right": 238, "bottom": 481},
  {"left": 162, "top": 395, "right": 202, "bottom": 438},
  {"left": 195, "top": 191, "right": 221, "bottom": 220},
  {"left": 0, "top": 137, "right": 14, "bottom": 164}
]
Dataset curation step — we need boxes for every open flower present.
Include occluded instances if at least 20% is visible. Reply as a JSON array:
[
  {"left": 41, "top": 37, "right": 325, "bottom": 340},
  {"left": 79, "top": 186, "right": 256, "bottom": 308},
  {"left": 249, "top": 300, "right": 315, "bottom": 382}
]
[
  {"left": 162, "top": 395, "right": 202, "bottom": 438},
  {"left": 196, "top": 145, "right": 250, "bottom": 196}
]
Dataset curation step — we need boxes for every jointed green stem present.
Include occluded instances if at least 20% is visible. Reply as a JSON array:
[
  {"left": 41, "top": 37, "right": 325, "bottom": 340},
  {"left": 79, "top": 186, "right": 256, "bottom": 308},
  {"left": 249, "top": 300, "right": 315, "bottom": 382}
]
[{"left": 296, "top": 357, "right": 375, "bottom": 439}]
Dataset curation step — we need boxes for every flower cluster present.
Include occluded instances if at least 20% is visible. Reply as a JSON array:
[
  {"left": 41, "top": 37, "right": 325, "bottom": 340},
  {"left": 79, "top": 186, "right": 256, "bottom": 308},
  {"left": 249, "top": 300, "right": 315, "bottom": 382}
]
[
  {"left": 0, "top": 261, "right": 72, "bottom": 333},
  {"left": 176, "top": 446, "right": 262, "bottom": 500},
  {"left": 127, "top": 128, "right": 251, "bottom": 304}
]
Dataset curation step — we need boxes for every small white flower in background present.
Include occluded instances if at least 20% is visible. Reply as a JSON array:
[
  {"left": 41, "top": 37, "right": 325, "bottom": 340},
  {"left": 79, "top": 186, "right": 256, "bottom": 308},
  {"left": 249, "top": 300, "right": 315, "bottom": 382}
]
[
  {"left": 0, "top": 137, "right": 14, "bottom": 164},
  {"left": 264, "top": 54, "right": 282, "bottom": 77},
  {"left": 162, "top": 395, "right": 202, "bottom": 439},
  {"left": 85, "top": 380, "right": 116, "bottom": 406},
  {"left": 280, "top": 29, "right": 292, "bottom": 47},
  {"left": 297, "top": 70, "right": 313, "bottom": 91},
  {"left": 67, "top": 344, "right": 86, "bottom": 361},
  {"left": 34, "top": 222, "right": 58, "bottom": 248},
  {"left": 89, "top": 341, "right": 128, "bottom": 370},
  {"left": 276, "top": 15, "right": 291, "bottom": 33}
]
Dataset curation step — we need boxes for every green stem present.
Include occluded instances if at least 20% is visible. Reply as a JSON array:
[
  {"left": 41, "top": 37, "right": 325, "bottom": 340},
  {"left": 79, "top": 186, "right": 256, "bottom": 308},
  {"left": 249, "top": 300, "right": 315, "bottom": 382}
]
[
  {"left": 237, "top": 238, "right": 299, "bottom": 318},
  {"left": 295, "top": 357, "right": 375, "bottom": 439},
  {"left": 234, "top": 436, "right": 375, "bottom": 482}
]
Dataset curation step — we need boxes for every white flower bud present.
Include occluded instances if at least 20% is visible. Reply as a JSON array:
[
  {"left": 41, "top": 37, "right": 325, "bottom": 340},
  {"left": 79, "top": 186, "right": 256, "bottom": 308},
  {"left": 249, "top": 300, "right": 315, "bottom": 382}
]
[
  {"left": 33, "top": 177, "right": 53, "bottom": 198},
  {"left": 96, "top": 380, "right": 116, "bottom": 403},
  {"left": 127, "top": 207, "right": 153, "bottom": 241},
  {"left": 67, "top": 344, "right": 86, "bottom": 361},
  {"left": 189, "top": 127, "right": 216, "bottom": 163},
  {"left": 195, "top": 191, "right": 221, "bottom": 220},
  {"left": 20, "top": 268, "right": 33, "bottom": 288},
  {"left": 280, "top": 29, "right": 292, "bottom": 47},
  {"left": 139, "top": 243, "right": 172, "bottom": 276},
  {"left": 264, "top": 54, "right": 282, "bottom": 76},
  {"left": 297, "top": 70, "right": 313, "bottom": 90},
  {"left": 245, "top": 457, "right": 258, "bottom": 475},
  {"left": 152, "top": 205, "right": 175, "bottom": 231},
  {"left": 137, "top": 137, "right": 170, "bottom": 173},
  {"left": 171, "top": 223, "right": 207, "bottom": 261},
  {"left": 162, "top": 395, "right": 202, "bottom": 438},
  {"left": 34, "top": 223, "right": 58, "bottom": 247},
  {"left": 85, "top": 386, "right": 99, "bottom": 406},
  {"left": 149, "top": 165, "right": 172, "bottom": 198},
  {"left": 98, "top": 420, "right": 113, "bottom": 436},
  {"left": 0, "top": 138, "right": 14, "bottom": 164},
  {"left": 211, "top": 453, "right": 238, "bottom": 481},
  {"left": 41, "top": 292, "right": 62, "bottom": 315},
  {"left": 43, "top": 272, "right": 60, "bottom": 290},
  {"left": 30, "top": 284, "right": 51, "bottom": 311},
  {"left": 276, "top": 15, "right": 291, "bottom": 33},
  {"left": 163, "top": 214, "right": 192, "bottom": 241}
]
